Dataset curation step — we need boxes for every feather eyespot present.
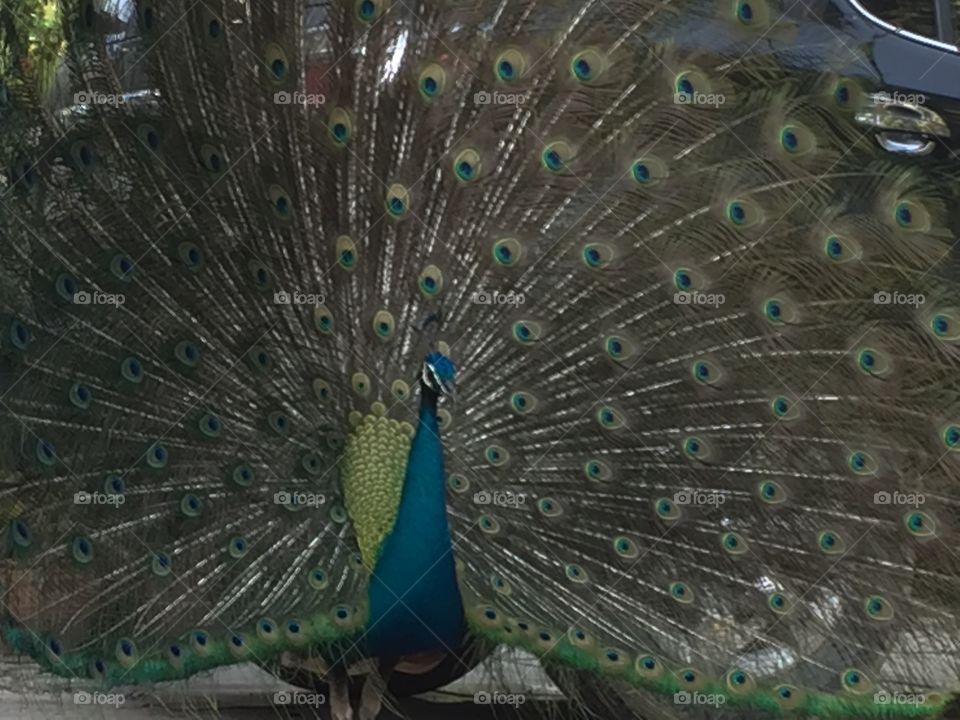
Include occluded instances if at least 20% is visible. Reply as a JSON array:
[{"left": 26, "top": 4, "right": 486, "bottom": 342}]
[
  {"left": 199, "top": 413, "right": 222, "bottom": 438},
  {"left": 121, "top": 357, "right": 144, "bottom": 383},
  {"left": 9, "top": 319, "right": 31, "bottom": 351},
  {"left": 492, "top": 238, "right": 522, "bottom": 266},
  {"left": 864, "top": 595, "right": 894, "bottom": 621},
  {"left": 720, "top": 531, "right": 747, "bottom": 554},
  {"left": 232, "top": 464, "right": 254, "bottom": 487},
  {"left": 10, "top": 519, "right": 30, "bottom": 547},
  {"left": 175, "top": 340, "right": 200, "bottom": 368},
  {"left": 768, "top": 592, "right": 791, "bottom": 614},
  {"left": 841, "top": 669, "right": 870, "bottom": 694},
  {"left": 817, "top": 530, "right": 845, "bottom": 554},
  {"left": 770, "top": 396, "right": 798, "bottom": 420},
  {"left": 541, "top": 141, "right": 572, "bottom": 173},
  {"left": 655, "top": 497, "right": 681, "bottom": 521},
  {"left": 115, "top": 638, "right": 137, "bottom": 668},
  {"left": 942, "top": 424, "right": 960, "bottom": 450},
  {"left": 682, "top": 436, "right": 707, "bottom": 460},
  {"left": 584, "top": 459, "right": 612, "bottom": 481},
  {"left": 328, "top": 108, "right": 353, "bottom": 145},
  {"left": 691, "top": 359, "right": 721, "bottom": 385},
  {"left": 929, "top": 311, "right": 960, "bottom": 341},
  {"left": 675, "top": 72, "right": 696, "bottom": 99},
  {"left": 257, "top": 618, "right": 278, "bottom": 642},
  {"left": 773, "top": 684, "right": 803, "bottom": 709},
  {"left": 419, "top": 265, "right": 444, "bottom": 296},
  {"left": 286, "top": 618, "right": 308, "bottom": 639},
  {"left": 447, "top": 474, "right": 469, "bottom": 493},
  {"left": 724, "top": 198, "right": 763, "bottom": 228},
  {"left": 36, "top": 439, "right": 56, "bottom": 466},
  {"left": 228, "top": 536, "right": 248, "bottom": 559},
  {"left": 372, "top": 310, "right": 396, "bottom": 339},
  {"left": 510, "top": 391, "right": 537, "bottom": 415},
  {"left": 452, "top": 148, "right": 482, "bottom": 183},
  {"left": 758, "top": 480, "right": 786, "bottom": 504},
  {"left": 669, "top": 581, "right": 693, "bottom": 603},
  {"left": 385, "top": 184, "right": 411, "bottom": 218},
  {"left": 111, "top": 254, "right": 135, "bottom": 281},
  {"left": 227, "top": 633, "right": 247, "bottom": 658},
  {"left": 570, "top": 49, "right": 605, "bottom": 83},
  {"left": 596, "top": 406, "right": 624, "bottom": 429},
  {"left": 613, "top": 535, "right": 638, "bottom": 558},
  {"left": 511, "top": 320, "right": 542, "bottom": 344},
  {"left": 727, "top": 669, "right": 755, "bottom": 693},
  {"left": 355, "top": 0, "right": 385, "bottom": 22},
  {"left": 55, "top": 273, "right": 79, "bottom": 303},
  {"left": 636, "top": 655, "right": 662, "bottom": 678},
  {"left": 833, "top": 82, "right": 850, "bottom": 105},
  {"left": 147, "top": 443, "right": 168, "bottom": 469},
  {"left": 151, "top": 551, "right": 171, "bottom": 576},
  {"left": 484, "top": 445, "right": 509, "bottom": 466},
  {"left": 856, "top": 347, "right": 891, "bottom": 377},
  {"left": 848, "top": 450, "right": 877, "bottom": 476},
  {"left": 538, "top": 498, "right": 562, "bottom": 517},
  {"left": 904, "top": 510, "right": 935, "bottom": 537},
  {"left": 479, "top": 514, "right": 500, "bottom": 534},
  {"left": 494, "top": 49, "right": 527, "bottom": 82},
  {"left": 825, "top": 236, "right": 844, "bottom": 259},
  {"left": 565, "top": 564, "right": 588, "bottom": 583},
  {"left": 418, "top": 64, "right": 446, "bottom": 99},
  {"left": 180, "top": 493, "right": 202, "bottom": 517},
  {"left": 582, "top": 242, "right": 614, "bottom": 269},
  {"left": 177, "top": 242, "right": 205, "bottom": 270},
  {"left": 268, "top": 410, "right": 290, "bottom": 435},
  {"left": 69, "top": 382, "right": 92, "bottom": 409},
  {"left": 72, "top": 536, "right": 94, "bottom": 563},
  {"left": 630, "top": 157, "right": 667, "bottom": 186},
  {"left": 313, "top": 305, "right": 335, "bottom": 334}
]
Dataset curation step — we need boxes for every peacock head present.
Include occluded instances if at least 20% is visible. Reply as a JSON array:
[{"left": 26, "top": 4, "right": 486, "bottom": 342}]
[{"left": 421, "top": 351, "right": 456, "bottom": 399}]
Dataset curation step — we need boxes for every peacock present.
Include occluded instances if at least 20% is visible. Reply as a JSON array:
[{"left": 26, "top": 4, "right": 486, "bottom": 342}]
[{"left": 0, "top": 0, "right": 958, "bottom": 718}]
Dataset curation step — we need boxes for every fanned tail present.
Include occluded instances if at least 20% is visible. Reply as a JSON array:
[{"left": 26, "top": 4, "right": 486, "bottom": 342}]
[{"left": 0, "top": 0, "right": 957, "bottom": 717}]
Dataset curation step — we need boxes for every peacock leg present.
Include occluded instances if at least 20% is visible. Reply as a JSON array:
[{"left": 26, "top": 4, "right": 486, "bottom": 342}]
[
  {"left": 358, "top": 657, "right": 396, "bottom": 720},
  {"left": 279, "top": 650, "right": 329, "bottom": 676},
  {"left": 330, "top": 664, "right": 354, "bottom": 720}
]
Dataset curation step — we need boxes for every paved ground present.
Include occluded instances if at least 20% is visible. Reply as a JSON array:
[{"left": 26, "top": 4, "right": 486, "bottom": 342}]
[{"left": 0, "top": 650, "right": 573, "bottom": 719}]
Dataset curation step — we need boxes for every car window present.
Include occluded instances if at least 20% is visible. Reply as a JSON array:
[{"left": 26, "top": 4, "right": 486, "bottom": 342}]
[{"left": 859, "top": 0, "right": 939, "bottom": 37}]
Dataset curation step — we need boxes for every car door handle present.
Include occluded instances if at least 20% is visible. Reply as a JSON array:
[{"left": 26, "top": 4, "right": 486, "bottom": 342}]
[
  {"left": 854, "top": 92, "right": 951, "bottom": 155},
  {"left": 874, "top": 132, "right": 937, "bottom": 156}
]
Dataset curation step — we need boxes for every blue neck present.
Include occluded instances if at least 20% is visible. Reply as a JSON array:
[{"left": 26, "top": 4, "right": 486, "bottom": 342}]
[{"left": 364, "top": 387, "right": 465, "bottom": 657}]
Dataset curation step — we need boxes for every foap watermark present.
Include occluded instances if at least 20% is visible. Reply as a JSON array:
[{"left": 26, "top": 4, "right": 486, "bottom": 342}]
[
  {"left": 874, "top": 490, "right": 925, "bottom": 507},
  {"left": 675, "top": 291, "right": 725, "bottom": 308},
  {"left": 474, "top": 91, "right": 526, "bottom": 106},
  {"left": 875, "top": 91, "right": 926, "bottom": 106},
  {"left": 874, "top": 691, "right": 926, "bottom": 706},
  {"left": 673, "top": 489, "right": 725, "bottom": 506},
  {"left": 274, "top": 691, "right": 326, "bottom": 706},
  {"left": 675, "top": 92, "right": 726, "bottom": 108},
  {"left": 674, "top": 691, "right": 726, "bottom": 706},
  {"left": 274, "top": 491, "right": 326, "bottom": 507},
  {"left": 874, "top": 291, "right": 924, "bottom": 307},
  {"left": 74, "top": 291, "right": 125, "bottom": 307},
  {"left": 474, "top": 691, "right": 526, "bottom": 707},
  {"left": 74, "top": 491, "right": 124, "bottom": 507},
  {"left": 74, "top": 91, "right": 125, "bottom": 107},
  {"left": 274, "top": 91, "right": 326, "bottom": 107},
  {"left": 274, "top": 290, "right": 325, "bottom": 306},
  {"left": 74, "top": 691, "right": 125, "bottom": 706},
  {"left": 473, "top": 490, "right": 526, "bottom": 508},
  {"left": 471, "top": 290, "right": 524, "bottom": 305}
]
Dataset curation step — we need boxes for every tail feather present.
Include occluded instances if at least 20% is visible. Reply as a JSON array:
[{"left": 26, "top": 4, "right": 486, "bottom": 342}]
[{"left": 0, "top": 0, "right": 957, "bottom": 716}]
